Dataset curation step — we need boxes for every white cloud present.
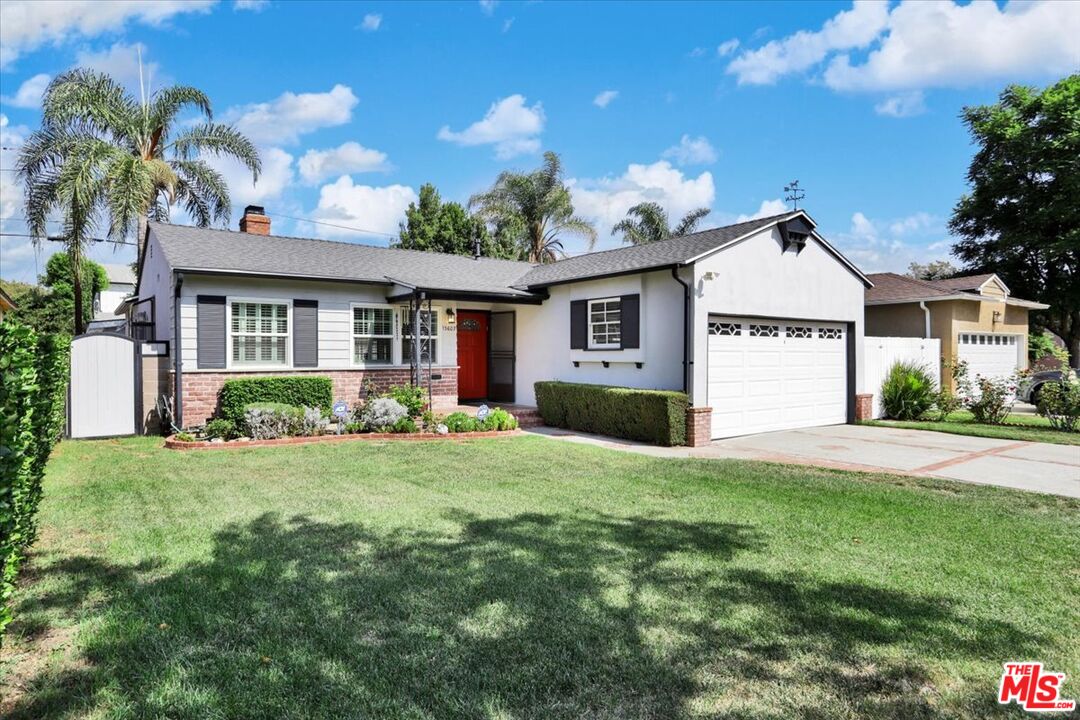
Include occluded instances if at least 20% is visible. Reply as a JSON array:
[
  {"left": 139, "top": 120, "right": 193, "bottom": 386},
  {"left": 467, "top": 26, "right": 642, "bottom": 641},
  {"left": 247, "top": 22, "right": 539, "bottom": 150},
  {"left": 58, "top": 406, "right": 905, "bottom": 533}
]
[
  {"left": 1, "top": 73, "right": 50, "bottom": 108},
  {"left": 593, "top": 90, "right": 618, "bottom": 108},
  {"left": 687, "top": 47, "right": 707, "bottom": 58},
  {"left": 717, "top": 39, "right": 740, "bottom": 57},
  {"left": 727, "top": 1, "right": 1080, "bottom": 93},
  {"left": 726, "top": 0, "right": 889, "bottom": 85},
  {"left": 825, "top": 1, "right": 1080, "bottom": 91},
  {"left": 478, "top": 0, "right": 497, "bottom": 16},
  {"left": 502, "top": 18, "right": 513, "bottom": 33},
  {"left": 311, "top": 176, "right": 417, "bottom": 238},
  {"left": 569, "top": 160, "right": 714, "bottom": 240},
  {"left": 0, "top": 114, "right": 30, "bottom": 221},
  {"left": 0, "top": 0, "right": 215, "bottom": 70},
  {"left": 359, "top": 13, "right": 381, "bottom": 31},
  {"left": 662, "top": 134, "right": 718, "bottom": 166},
  {"left": 223, "top": 84, "right": 359, "bottom": 145},
  {"left": 874, "top": 91, "right": 926, "bottom": 118},
  {"left": 205, "top": 146, "right": 294, "bottom": 208},
  {"left": 437, "top": 94, "right": 544, "bottom": 159},
  {"left": 736, "top": 198, "right": 789, "bottom": 222},
  {"left": 298, "top": 142, "right": 389, "bottom": 184},
  {"left": 831, "top": 210, "right": 954, "bottom": 273},
  {"left": 234, "top": 0, "right": 269, "bottom": 10},
  {"left": 74, "top": 42, "right": 167, "bottom": 90}
]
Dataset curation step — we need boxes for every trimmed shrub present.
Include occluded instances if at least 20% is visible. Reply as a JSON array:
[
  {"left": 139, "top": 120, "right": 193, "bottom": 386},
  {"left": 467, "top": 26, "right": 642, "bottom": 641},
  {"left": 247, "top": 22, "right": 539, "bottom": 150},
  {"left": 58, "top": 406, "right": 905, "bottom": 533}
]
[
  {"left": 880, "top": 361, "right": 936, "bottom": 421},
  {"left": 1, "top": 321, "right": 69, "bottom": 637},
  {"left": 362, "top": 397, "right": 408, "bottom": 431},
  {"left": 1037, "top": 375, "right": 1080, "bottom": 432},
  {"left": 204, "top": 418, "right": 237, "bottom": 440},
  {"left": 219, "top": 376, "right": 332, "bottom": 425},
  {"left": 534, "top": 381, "right": 688, "bottom": 446}
]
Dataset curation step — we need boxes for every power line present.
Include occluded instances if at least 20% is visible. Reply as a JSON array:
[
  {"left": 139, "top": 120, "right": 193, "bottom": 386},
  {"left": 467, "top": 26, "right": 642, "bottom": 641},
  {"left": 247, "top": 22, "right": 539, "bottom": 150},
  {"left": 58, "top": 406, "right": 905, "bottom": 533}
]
[
  {"left": 0, "top": 231, "right": 135, "bottom": 246},
  {"left": 266, "top": 212, "right": 397, "bottom": 239}
]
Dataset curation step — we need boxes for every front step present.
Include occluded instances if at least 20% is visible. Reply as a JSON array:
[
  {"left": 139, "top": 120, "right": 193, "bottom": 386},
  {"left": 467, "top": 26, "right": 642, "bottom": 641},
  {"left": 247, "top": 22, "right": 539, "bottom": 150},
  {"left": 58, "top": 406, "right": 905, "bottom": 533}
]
[{"left": 512, "top": 409, "right": 545, "bottom": 429}]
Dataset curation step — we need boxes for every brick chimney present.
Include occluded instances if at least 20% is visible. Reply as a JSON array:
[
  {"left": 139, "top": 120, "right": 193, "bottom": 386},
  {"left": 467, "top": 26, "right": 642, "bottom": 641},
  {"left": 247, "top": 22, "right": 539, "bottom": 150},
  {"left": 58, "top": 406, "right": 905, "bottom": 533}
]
[{"left": 239, "top": 205, "right": 270, "bottom": 235}]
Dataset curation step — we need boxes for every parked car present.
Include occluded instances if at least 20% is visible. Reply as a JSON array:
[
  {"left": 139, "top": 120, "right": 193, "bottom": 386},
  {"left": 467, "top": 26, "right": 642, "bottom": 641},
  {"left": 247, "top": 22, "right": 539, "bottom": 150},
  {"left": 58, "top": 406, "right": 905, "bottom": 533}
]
[{"left": 1018, "top": 370, "right": 1063, "bottom": 405}]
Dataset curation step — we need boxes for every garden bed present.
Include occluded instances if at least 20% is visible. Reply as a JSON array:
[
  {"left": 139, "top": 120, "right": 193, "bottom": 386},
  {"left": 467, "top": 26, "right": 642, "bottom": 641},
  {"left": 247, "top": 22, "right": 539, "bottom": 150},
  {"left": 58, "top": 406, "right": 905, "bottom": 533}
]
[{"left": 165, "top": 429, "right": 521, "bottom": 450}]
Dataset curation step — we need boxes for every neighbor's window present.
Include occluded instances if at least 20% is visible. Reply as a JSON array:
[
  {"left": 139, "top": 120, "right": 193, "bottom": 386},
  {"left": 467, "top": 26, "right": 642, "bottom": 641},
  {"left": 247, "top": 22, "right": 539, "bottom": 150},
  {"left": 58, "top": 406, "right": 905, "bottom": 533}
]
[
  {"left": 231, "top": 301, "right": 288, "bottom": 366},
  {"left": 588, "top": 297, "right": 621, "bottom": 349},
  {"left": 353, "top": 306, "right": 394, "bottom": 365},
  {"left": 401, "top": 307, "right": 438, "bottom": 363}
]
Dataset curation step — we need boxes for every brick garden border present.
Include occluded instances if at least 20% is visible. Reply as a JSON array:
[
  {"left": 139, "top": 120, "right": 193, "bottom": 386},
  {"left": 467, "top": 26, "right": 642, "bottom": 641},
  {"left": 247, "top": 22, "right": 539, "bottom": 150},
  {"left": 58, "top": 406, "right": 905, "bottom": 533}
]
[{"left": 164, "top": 429, "right": 521, "bottom": 450}]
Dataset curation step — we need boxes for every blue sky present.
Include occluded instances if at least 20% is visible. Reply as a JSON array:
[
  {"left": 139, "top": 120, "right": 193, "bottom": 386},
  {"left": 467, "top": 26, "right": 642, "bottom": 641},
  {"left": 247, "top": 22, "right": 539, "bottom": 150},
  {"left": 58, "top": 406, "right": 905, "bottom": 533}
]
[{"left": 1, "top": 0, "right": 1077, "bottom": 283}]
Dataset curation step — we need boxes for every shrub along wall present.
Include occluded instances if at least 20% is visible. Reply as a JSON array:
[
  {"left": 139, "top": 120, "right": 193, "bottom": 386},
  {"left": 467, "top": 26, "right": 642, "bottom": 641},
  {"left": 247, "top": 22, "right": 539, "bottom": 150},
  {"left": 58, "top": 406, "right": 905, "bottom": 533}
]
[
  {"left": 0, "top": 321, "right": 69, "bottom": 638},
  {"left": 218, "top": 376, "right": 333, "bottom": 425},
  {"left": 534, "top": 381, "right": 688, "bottom": 446}
]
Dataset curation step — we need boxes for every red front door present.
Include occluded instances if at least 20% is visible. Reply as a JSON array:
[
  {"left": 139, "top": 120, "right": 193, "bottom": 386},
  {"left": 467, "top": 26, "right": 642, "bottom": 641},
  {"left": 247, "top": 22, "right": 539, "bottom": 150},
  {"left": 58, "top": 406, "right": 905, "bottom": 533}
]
[{"left": 457, "top": 311, "right": 489, "bottom": 400}]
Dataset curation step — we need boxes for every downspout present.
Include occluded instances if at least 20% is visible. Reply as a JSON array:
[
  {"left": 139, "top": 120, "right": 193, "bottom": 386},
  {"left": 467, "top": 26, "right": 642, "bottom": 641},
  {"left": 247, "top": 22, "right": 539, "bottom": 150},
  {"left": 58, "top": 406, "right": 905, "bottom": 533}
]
[
  {"left": 919, "top": 301, "right": 931, "bottom": 339},
  {"left": 671, "top": 267, "right": 691, "bottom": 395},
  {"left": 173, "top": 272, "right": 184, "bottom": 430}
]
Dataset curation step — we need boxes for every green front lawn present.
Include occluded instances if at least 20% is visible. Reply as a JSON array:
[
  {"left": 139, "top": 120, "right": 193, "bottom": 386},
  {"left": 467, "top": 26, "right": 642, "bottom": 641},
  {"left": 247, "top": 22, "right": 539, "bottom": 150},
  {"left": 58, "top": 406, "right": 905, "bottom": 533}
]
[
  {"left": 864, "top": 410, "right": 1080, "bottom": 446},
  {"left": 3, "top": 437, "right": 1078, "bottom": 719}
]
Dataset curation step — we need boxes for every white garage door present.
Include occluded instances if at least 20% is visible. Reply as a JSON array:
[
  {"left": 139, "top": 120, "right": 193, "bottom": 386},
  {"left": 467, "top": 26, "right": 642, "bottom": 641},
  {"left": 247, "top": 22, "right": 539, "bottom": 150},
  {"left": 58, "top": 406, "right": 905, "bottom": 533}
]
[
  {"left": 957, "top": 333, "right": 1020, "bottom": 380},
  {"left": 707, "top": 317, "right": 848, "bottom": 439}
]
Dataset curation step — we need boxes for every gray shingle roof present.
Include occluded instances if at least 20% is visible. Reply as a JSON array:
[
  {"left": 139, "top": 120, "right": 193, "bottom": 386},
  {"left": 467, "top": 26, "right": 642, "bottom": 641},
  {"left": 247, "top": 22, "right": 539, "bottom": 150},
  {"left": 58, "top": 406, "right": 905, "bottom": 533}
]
[
  {"left": 514, "top": 212, "right": 796, "bottom": 288},
  {"left": 150, "top": 222, "right": 538, "bottom": 297},
  {"left": 102, "top": 263, "right": 136, "bottom": 285},
  {"left": 930, "top": 274, "right": 996, "bottom": 292}
]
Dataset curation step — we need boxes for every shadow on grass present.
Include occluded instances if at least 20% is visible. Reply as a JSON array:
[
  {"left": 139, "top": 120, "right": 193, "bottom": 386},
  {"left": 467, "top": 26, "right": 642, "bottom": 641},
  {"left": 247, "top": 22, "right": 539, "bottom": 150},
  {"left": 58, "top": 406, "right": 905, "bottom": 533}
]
[{"left": 8, "top": 513, "right": 1039, "bottom": 719}]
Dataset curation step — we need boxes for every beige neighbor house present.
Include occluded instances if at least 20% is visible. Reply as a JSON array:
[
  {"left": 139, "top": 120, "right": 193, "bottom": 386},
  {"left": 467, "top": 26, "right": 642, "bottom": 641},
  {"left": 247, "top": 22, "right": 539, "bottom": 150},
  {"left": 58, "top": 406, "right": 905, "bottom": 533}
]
[{"left": 865, "top": 272, "right": 1048, "bottom": 390}]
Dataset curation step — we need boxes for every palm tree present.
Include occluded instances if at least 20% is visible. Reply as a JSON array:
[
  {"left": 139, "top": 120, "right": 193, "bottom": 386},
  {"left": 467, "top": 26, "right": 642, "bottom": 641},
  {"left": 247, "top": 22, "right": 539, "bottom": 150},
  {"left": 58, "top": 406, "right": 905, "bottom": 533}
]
[
  {"left": 611, "top": 202, "right": 711, "bottom": 245},
  {"left": 469, "top": 151, "right": 596, "bottom": 263},
  {"left": 17, "top": 68, "right": 260, "bottom": 333}
]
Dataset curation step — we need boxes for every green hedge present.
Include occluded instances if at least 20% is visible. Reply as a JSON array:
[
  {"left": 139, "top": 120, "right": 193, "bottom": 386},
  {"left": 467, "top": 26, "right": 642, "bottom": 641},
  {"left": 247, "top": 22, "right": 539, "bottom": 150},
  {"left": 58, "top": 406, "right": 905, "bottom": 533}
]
[
  {"left": 218, "top": 376, "right": 333, "bottom": 425},
  {"left": 534, "top": 381, "right": 688, "bottom": 446},
  {"left": 1, "top": 321, "right": 69, "bottom": 638}
]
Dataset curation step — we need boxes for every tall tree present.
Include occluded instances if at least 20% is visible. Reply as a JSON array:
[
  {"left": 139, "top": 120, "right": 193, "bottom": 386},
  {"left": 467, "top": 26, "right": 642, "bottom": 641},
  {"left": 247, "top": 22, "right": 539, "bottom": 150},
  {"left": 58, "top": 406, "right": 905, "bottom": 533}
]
[
  {"left": 469, "top": 152, "right": 596, "bottom": 263},
  {"left": 611, "top": 201, "right": 710, "bottom": 245},
  {"left": 949, "top": 74, "right": 1080, "bottom": 365},
  {"left": 396, "top": 183, "right": 519, "bottom": 259},
  {"left": 11, "top": 254, "right": 108, "bottom": 336},
  {"left": 17, "top": 68, "right": 260, "bottom": 333},
  {"left": 907, "top": 260, "right": 958, "bottom": 282}
]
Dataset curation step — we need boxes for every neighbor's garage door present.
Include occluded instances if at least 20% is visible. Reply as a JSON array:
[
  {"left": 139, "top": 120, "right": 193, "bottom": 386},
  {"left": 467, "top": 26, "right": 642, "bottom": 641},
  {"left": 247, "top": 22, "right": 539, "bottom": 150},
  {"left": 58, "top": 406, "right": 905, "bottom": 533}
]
[
  {"left": 707, "top": 317, "right": 847, "bottom": 438},
  {"left": 957, "top": 333, "right": 1020, "bottom": 381}
]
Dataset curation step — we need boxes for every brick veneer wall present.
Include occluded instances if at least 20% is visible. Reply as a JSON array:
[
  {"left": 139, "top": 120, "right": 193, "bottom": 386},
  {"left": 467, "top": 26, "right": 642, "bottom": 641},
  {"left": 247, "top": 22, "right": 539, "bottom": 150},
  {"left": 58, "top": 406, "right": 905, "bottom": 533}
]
[
  {"left": 685, "top": 406, "right": 713, "bottom": 447},
  {"left": 854, "top": 393, "right": 873, "bottom": 422},
  {"left": 179, "top": 367, "right": 458, "bottom": 427}
]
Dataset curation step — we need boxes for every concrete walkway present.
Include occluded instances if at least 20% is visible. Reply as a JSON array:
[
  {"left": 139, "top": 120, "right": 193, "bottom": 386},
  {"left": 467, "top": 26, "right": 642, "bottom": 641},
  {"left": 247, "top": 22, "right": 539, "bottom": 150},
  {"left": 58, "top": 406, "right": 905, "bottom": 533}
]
[{"left": 526, "top": 424, "right": 1080, "bottom": 498}]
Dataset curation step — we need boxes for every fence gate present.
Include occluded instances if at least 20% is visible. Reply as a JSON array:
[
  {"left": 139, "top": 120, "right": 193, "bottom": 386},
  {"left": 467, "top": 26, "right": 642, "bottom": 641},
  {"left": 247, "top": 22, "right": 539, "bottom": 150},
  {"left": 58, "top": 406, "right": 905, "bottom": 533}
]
[{"left": 69, "top": 334, "right": 137, "bottom": 438}]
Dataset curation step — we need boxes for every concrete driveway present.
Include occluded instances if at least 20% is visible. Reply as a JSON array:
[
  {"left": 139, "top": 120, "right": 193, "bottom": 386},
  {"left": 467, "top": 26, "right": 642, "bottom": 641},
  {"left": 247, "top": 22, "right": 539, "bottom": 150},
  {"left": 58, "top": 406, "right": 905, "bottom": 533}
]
[{"left": 528, "top": 424, "right": 1080, "bottom": 498}]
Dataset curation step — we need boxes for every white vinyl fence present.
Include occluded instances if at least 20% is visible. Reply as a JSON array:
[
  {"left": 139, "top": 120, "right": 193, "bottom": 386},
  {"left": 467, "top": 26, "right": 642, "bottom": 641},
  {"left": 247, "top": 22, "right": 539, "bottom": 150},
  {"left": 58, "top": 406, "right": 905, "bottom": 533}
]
[
  {"left": 69, "top": 334, "right": 137, "bottom": 438},
  {"left": 863, "top": 337, "right": 942, "bottom": 419}
]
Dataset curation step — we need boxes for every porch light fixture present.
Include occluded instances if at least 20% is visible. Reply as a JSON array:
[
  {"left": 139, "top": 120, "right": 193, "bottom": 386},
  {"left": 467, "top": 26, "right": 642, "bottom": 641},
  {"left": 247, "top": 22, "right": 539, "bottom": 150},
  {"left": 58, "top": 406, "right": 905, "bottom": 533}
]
[{"left": 445, "top": 309, "right": 456, "bottom": 326}]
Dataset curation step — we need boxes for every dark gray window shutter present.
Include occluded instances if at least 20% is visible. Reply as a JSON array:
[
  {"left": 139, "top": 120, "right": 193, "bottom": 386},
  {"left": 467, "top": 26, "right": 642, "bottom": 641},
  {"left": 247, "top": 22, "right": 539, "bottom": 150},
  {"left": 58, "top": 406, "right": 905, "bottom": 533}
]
[
  {"left": 196, "top": 295, "right": 226, "bottom": 369},
  {"left": 293, "top": 299, "right": 318, "bottom": 368},
  {"left": 570, "top": 300, "right": 587, "bottom": 349},
  {"left": 620, "top": 294, "right": 640, "bottom": 349}
]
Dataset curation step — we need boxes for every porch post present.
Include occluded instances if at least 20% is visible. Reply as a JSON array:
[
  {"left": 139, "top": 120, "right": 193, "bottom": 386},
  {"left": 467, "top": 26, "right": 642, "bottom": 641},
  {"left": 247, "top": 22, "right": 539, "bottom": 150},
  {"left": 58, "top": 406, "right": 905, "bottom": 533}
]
[{"left": 412, "top": 293, "right": 422, "bottom": 387}]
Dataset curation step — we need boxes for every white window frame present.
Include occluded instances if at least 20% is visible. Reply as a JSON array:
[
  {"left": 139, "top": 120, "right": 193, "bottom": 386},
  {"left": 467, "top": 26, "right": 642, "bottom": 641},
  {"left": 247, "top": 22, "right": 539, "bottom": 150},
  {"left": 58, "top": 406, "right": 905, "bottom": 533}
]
[
  {"left": 226, "top": 297, "right": 292, "bottom": 369},
  {"left": 400, "top": 306, "right": 440, "bottom": 365},
  {"left": 351, "top": 303, "right": 396, "bottom": 367},
  {"left": 588, "top": 297, "right": 622, "bottom": 350}
]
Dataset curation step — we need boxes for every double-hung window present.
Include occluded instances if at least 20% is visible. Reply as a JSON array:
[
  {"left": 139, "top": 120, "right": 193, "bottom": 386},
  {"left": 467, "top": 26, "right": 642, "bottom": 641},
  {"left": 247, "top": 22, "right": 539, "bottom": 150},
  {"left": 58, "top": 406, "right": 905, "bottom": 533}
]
[
  {"left": 588, "top": 297, "right": 621, "bottom": 349},
  {"left": 231, "top": 301, "right": 288, "bottom": 366},
  {"left": 353, "top": 306, "right": 394, "bottom": 365},
  {"left": 401, "top": 307, "right": 438, "bottom": 363}
]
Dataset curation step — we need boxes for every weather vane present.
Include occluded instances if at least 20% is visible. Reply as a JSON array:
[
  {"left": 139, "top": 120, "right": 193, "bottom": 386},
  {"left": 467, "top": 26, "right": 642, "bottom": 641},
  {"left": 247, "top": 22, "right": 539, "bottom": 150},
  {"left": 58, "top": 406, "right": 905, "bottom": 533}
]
[{"left": 784, "top": 180, "right": 805, "bottom": 210}]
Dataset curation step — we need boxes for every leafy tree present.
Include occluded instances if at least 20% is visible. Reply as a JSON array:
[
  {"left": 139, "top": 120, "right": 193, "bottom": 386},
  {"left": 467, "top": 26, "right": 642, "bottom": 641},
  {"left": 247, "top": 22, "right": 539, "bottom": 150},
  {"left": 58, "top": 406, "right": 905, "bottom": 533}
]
[
  {"left": 396, "top": 183, "right": 519, "bottom": 259},
  {"left": 17, "top": 68, "right": 261, "bottom": 333},
  {"left": 0, "top": 279, "right": 34, "bottom": 305},
  {"left": 611, "top": 202, "right": 710, "bottom": 245},
  {"left": 907, "top": 260, "right": 958, "bottom": 282},
  {"left": 949, "top": 74, "right": 1080, "bottom": 366},
  {"left": 469, "top": 152, "right": 596, "bottom": 263},
  {"left": 11, "top": 253, "right": 108, "bottom": 336}
]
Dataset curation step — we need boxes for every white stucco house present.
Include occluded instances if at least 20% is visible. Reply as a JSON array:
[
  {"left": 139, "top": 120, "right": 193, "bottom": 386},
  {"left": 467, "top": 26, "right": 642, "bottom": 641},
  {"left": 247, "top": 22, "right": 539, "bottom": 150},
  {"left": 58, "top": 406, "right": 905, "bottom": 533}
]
[{"left": 134, "top": 206, "right": 871, "bottom": 444}]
